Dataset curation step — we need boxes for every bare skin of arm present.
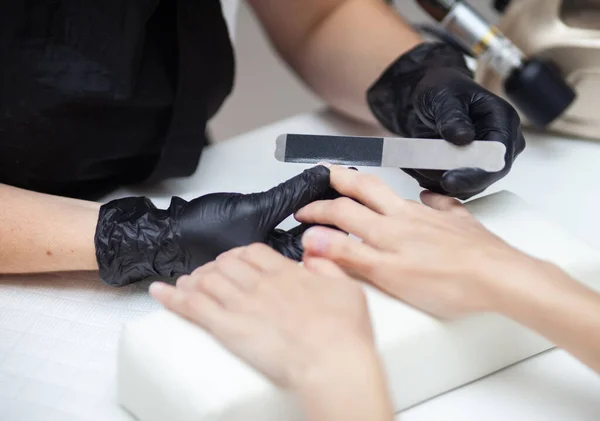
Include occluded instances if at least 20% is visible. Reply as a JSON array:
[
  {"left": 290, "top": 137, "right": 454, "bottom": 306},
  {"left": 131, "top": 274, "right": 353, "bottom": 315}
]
[
  {"left": 247, "top": 0, "right": 423, "bottom": 124},
  {"left": 496, "top": 262, "right": 600, "bottom": 374},
  {"left": 0, "top": 1, "right": 420, "bottom": 274},
  {"left": 0, "top": 184, "right": 99, "bottom": 273}
]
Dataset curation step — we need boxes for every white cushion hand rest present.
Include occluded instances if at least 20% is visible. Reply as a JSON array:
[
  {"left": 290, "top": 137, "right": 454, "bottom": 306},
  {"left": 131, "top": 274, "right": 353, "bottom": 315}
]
[{"left": 117, "top": 190, "right": 600, "bottom": 421}]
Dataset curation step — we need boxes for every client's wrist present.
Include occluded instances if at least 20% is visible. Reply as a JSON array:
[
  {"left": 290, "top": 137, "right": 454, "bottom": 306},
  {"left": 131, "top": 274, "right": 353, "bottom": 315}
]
[
  {"left": 292, "top": 337, "right": 382, "bottom": 394},
  {"left": 293, "top": 338, "right": 394, "bottom": 421},
  {"left": 481, "top": 253, "right": 566, "bottom": 316}
]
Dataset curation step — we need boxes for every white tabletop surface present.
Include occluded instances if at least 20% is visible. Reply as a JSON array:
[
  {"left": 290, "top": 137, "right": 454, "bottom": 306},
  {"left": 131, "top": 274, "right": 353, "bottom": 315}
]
[{"left": 1, "top": 109, "right": 600, "bottom": 421}]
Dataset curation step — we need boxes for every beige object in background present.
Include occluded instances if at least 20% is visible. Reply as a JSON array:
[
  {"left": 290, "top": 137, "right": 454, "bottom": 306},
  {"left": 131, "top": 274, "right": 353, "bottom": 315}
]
[
  {"left": 118, "top": 190, "right": 600, "bottom": 421},
  {"left": 476, "top": 0, "right": 600, "bottom": 140}
]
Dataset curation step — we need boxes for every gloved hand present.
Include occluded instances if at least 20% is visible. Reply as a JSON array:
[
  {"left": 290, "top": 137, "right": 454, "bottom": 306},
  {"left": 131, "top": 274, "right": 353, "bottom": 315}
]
[
  {"left": 95, "top": 166, "right": 337, "bottom": 286},
  {"left": 367, "top": 42, "right": 525, "bottom": 200}
]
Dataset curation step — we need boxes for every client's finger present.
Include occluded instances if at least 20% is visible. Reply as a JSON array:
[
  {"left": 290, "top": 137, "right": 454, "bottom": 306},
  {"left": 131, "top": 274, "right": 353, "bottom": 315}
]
[
  {"left": 216, "top": 247, "right": 245, "bottom": 260},
  {"left": 420, "top": 190, "right": 470, "bottom": 215},
  {"left": 177, "top": 261, "right": 217, "bottom": 291},
  {"left": 176, "top": 274, "right": 193, "bottom": 289},
  {"left": 214, "top": 254, "right": 261, "bottom": 292},
  {"left": 190, "top": 261, "right": 216, "bottom": 278},
  {"left": 240, "top": 243, "right": 295, "bottom": 272},
  {"left": 303, "top": 256, "right": 351, "bottom": 280},
  {"left": 302, "top": 227, "right": 385, "bottom": 279},
  {"left": 295, "top": 197, "right": 388, "bottom": 246},
  {"left": 327, "top": 166, "right": 408, "bottom": 215},
  {"left": 199, "top": 272, "right": 246, "bottom": 310},
  {"left": 150, "top": 282, "right": 228, "bottom": 333}
]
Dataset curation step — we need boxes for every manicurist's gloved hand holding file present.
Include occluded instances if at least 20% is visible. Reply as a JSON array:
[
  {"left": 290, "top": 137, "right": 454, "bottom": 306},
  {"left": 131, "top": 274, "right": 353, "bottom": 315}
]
[
  {"left": 365, "top": 42, "right": 526, "bottom": 199},
  {"left": 275, "top": 47, "right": 525, "bottom": 201}
]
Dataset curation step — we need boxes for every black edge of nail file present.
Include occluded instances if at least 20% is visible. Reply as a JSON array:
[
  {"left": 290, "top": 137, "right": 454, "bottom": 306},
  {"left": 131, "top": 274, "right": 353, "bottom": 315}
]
[
  {"left": 274, "top": 133, "right": 506, "bottom": 172},
  {"left": 278, "top": 134, "right": 383, "bottom": 166}
]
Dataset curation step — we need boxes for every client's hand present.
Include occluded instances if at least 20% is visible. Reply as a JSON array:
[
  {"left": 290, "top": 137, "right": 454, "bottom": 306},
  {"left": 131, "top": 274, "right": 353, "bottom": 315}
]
[
  {"left": 295, "top": 165, "right": 539, "bottom": 319},
  {"left": 150, "top": 245, "right": 396, "bottom": 420},
  {"left": 150, "top": 243, "right": 375, "bottom": 388}
]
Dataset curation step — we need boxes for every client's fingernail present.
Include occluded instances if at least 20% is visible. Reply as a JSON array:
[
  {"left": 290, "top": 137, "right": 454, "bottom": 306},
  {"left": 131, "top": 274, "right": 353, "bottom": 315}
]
[
  {"left": 149, "top": 282, "right": 165, "bottom": 296},
  {"left": 302, "top": 227, "right": 329, "bottom": 254},
  {"left": 316, "top": 161, "right": 332, "bottom": 168}
]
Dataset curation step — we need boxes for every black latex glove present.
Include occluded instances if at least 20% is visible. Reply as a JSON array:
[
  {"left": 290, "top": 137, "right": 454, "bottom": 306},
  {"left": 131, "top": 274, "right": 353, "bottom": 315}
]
[
  {"left": 367, "top": 42, "right": 525, "bottom": 200},
  {"left": 95, "top": 166, "right": 338, "bottom": 286}
]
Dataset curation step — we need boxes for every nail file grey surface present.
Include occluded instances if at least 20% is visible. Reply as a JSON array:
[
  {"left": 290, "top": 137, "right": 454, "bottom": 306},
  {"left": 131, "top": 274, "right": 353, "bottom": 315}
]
[{"left": 275, "top": 134, "right": 506, "bottom": 172}]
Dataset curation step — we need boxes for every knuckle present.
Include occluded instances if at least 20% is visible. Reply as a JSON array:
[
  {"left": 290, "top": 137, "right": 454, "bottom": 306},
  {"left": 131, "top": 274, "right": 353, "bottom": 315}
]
[
  {"left": 214, "top": 255, "right": 234, "bottom": 271},
  {"left": 192, "top": 261, "right": 215, "bottom": 276},
  {"left": 244, "top": 243, "right": 266, "bottom": 255},
  {"left": 190, "top": 266, "right": 203, "bottom": 277},
  {"left": 190, "top": 267, "right": 204, "bottom": 278},
  {"left": 242, "top": 243, "right": 272, "bottom": 260},
  {"left": 200, "top": 272, "right": 219, "bottom": 288}
]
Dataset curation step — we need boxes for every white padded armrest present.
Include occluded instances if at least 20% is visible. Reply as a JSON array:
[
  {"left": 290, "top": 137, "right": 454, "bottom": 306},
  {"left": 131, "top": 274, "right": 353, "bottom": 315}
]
[{"left": 117, "top": 191, "right": 600, "bottom": 421}]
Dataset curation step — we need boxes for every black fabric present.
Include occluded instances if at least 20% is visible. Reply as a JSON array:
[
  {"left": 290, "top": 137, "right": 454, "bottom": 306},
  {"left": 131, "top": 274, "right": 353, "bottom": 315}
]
[
  {"left": 0, "top": 0, "right": 235, "bottom": 200},
  {"left": 95, "top": 166, "right": 337, "bottom": 287}
]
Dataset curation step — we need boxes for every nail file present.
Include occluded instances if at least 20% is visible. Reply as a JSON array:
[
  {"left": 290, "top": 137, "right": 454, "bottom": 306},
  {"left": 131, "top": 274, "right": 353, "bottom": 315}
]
[{"left": 274, "top": 133, "right": 506, "bottom": 172}]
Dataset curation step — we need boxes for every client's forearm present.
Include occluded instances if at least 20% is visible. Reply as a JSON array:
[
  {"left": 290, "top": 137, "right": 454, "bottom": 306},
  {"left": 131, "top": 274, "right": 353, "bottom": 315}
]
[
  {"left": 0, "top": 184, "right": 99, "bottom": 273},
  {"left": 495, "top": 260, "right": 600, "bottom": 373}
]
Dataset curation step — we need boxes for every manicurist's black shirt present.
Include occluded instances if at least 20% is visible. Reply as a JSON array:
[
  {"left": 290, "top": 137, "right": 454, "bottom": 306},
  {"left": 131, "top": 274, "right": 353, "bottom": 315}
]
[{"left": 0, "top": 0, "right": 235, "bottom": 199}]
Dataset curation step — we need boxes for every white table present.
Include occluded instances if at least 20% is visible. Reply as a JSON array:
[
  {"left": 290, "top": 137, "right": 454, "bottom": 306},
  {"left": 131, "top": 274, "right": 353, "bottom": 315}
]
[{"left": 1, "top": 110, "right": 600, "bottom": 421}]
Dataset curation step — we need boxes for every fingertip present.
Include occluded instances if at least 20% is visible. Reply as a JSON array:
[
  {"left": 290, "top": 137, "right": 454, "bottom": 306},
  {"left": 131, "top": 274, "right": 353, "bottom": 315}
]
[
  {"left": 419, "top": 190, "right": 439, "bottom": 206},
  {"left": 293, "top": 201, "right": 316, "bottom": 221},
  {"left": 267, "top": 168, "right": 331, "bottom": 226},
  {"left": 301, "top": 226, "right": 328, "bottom": 255},
  {"left": 302, "top": 226, "right": 343, "bottom": 255},
  {"left": 442, "top": 126, "right": 476, "bottom": 146},
  {"left": 420, "top": 187, "right": 469, "bottom": 213},
  {"left": 149, "top": 281, "right": 173, "bottom": 301},
  {"left": 440, "top": 168, "right": 489, "bottom": 199}
]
